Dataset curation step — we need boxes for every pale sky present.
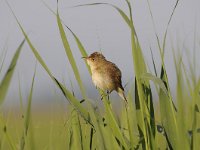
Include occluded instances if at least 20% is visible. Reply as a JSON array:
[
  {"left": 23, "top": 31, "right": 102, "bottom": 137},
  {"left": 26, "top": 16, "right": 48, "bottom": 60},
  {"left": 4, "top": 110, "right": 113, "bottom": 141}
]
[{"left": 0, "top": 0, "right": 200, "bottom": 106}]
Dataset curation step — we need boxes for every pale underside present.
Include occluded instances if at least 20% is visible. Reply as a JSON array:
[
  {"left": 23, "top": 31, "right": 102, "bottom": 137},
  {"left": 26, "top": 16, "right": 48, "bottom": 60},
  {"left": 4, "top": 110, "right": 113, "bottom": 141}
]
[{"left": 92, "top": 71, "right": 115, "bottom": 91}]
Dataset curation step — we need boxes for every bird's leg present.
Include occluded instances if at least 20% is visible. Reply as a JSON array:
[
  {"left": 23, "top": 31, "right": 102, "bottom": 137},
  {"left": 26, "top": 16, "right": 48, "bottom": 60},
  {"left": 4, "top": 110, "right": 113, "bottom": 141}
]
[
  {"left": 100, "top": 91, "right": 105, "bottom": 100},
  {"left": 106, "top": 90, "right": 110, "bottom": 100},
  {"left": 100, "top": 93, "right": 104, "bottom": 100},
  {"left": 100, "top": 91, "right": 110, "bottom": 100}
]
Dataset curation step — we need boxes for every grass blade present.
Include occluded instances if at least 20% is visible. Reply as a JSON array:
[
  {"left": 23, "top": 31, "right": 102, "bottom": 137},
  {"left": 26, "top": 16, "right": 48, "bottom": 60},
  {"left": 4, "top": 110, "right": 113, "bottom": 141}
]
[
  {"left": 125, "top": 84, "right": 138, "bottom": 149},
  {"left": 5, "top": 2, "right": 92, "bottom": 125},
  {"left": 65, "top": 26, "right": 91, "bottom": 75},
  {"left": 72, "top": 3, "right": 131, "bottom": 28},
  {"left": 125, "top": 1, "right": 155, "bottom": 148},
  {"left": 159, "top": 66, "right": 179, "bottom": 149},
  {"left": 41, "top": 1, "right": 91, "bottom": 74},
  {"left": 0, "top": 115, "right": 17, "bottom": 150},
  {"left": 20, "top": 63, "right": 36, "bottom": 150},
  {"left": 56, "top": 7, "right": 86, "bottom": 98},
  {"left": 172, "top": 47, "right": 190, "bottom": 150},
  {"left": 141, "top": 73, "right": 168, "bottom": 95},
  {"left": 101, "top": 95, "right": 129, "bottom": 149},
  {"left": 0, "top": 39, "right": 25, "bottom": 105},
  {"left": 71, "top": 110, "right": 83, "bottom": 150},
  {"left": 0, "top": 45, "right": 8, "bottom": 74}
]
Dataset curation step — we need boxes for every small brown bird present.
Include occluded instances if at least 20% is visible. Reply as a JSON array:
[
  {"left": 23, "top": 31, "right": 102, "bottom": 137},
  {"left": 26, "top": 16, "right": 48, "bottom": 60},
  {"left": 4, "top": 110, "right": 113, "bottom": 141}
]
[{"left": 83, "top": 52, "right": 127, "bottom": 103}]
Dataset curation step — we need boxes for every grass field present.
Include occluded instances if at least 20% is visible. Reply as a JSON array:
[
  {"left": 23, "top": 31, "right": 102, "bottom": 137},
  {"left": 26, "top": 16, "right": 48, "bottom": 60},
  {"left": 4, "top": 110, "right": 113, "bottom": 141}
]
[{"left": 0, "top": 0, "right": 200, "bottom": 149}]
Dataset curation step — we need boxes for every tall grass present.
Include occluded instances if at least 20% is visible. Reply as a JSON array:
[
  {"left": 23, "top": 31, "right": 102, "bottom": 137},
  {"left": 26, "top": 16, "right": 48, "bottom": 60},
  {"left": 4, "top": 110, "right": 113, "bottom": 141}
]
[{"left": 1, "top": 0, "right": 200, "bottom": 149}]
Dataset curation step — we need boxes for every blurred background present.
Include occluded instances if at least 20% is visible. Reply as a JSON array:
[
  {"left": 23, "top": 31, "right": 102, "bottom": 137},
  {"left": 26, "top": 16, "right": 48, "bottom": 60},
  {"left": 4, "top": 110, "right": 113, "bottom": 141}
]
[{"left": 0, "top": 0, "right": 200, "bottom": 111}]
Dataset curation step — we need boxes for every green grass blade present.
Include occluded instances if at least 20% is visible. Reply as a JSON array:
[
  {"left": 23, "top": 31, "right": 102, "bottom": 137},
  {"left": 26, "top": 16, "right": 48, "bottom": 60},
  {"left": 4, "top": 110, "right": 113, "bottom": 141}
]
[
  {"left": 146, "top": 0, "right": 162, "bottom": 54},
  {"left": 71, "top": 110, "right": 83, "bottom": 150},
  {"left": 146, "top": 2, "right": 181, "bottom": 146},
  {"left": 41, "top": 1, "right": 91, "bottom": 74},
  {"left": 150, "top": 48, "right": 158, "bottom": 76},
  {"left": 191, "top": 104, "right": 199, "bottom": 149},
  {"left": 56, "top": 8, "right": 86, "bottom": 98},
  {"left": 162, "top": 0, "right": 180, "bottom": 52},
  {"left": 140, "top": 72, "right": 181, "bottom": 149},
  {"left": 159, "top": 66, "right": 179, "bottom": 149},
  {"left": 81, "top": 122, "right": 91, "bottom": 150},
  {"left": 0, "top": 116, "right": 17, "bottom": 150},
  {"left": 191, "top": 79, "right": 200, "bottom": 149},
  {"left": 125, "top": 1, "right": 154, "bottom": 148},
  {"left": 18, "top": 74, "right": 24, "bottom": 117},
  {"left": 146, "top": 0, "right": 180, "bottom": 92},
  {"left": 172, "top": 48, "right": 190, "bottom": 150},
  {"left": 101, "top": 96, "right": 129, "bottom": 149},
  {"left": 65, "top": 26, "right": 91, "bottom": 75},
  {"left": 0, "top": 39, "right": 25, "bottom": 105},
  {"left": 141, "top": 73, "right": 168, "bottom": 95},
  {"left": 6, "top": 3, "right": 92, "bottom": 125},
  {"left": 72, "top": 3, "right": 131, "bottom": 28},
  {"left": 0, "top": 46, "right": 8, "bottom": 74},
  {"left": 86, "top": 104, "right": 107, "bottom": 149},
  {"left": 45, "top": 1, "right": 129, "bottom": 77},
  {"left": 125, "top": 84, "right": 138, "bottom": 149},
  {"left": 20, "top": 63, "right": 36, "bottom": 150}
]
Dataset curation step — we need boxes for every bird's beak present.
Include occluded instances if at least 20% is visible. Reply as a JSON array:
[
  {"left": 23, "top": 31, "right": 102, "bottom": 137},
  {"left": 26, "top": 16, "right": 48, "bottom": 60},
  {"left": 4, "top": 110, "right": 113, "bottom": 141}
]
[{"left": 82, "top": 56, "right": 88, "bottom": 59}]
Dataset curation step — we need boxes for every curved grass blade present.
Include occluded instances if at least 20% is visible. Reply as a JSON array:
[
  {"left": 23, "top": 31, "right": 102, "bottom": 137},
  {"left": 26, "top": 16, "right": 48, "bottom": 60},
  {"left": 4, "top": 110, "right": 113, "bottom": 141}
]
[
  {"left": 87, "top": 104, "right": 107, "bottom": 149},
  {"left": 162, "top": 0, "right": 180, "bottom": 53},
  {"left": 146, "top": 0, "right": 181, "bottom": 148},
  {"left": 72, "top": 3, "right": 131, "bottom": 28},
  {"left": 150, "top": 47, "right": 157, "bottom": 76},
  {"left": 43, "top": 1, "right": 129, "bottom": 76},
  {"left": 146, "top": 0, "right": 162, "bottom": 54},
  {"left": 125, "top": 84, "right": 138, "bottom": 149},
  {"left": 0, "top": 44, "right": 8, "bottom": 74},
  {"left": 18, "top": 74, "right": 24, "bottom": 117},
  {"left": 191, "top": 79, "right": 200, "bottom": 149},
  {"left": 0, "top": 39, "right": 25, "bottom": 105},
  {"left": 141, "top": 73, "right": 168, "bottom": 95},
  {"left": 172, "top": 48, "right": 190, "bottom": 150},
  {"left": 20, "top": 63, "right": 36, "bottom": 150},
  {"left": 101, "top": 95, "right": 129, "bottom": 149},
  {"left": 71, "top": 110, "right": 83, "bottom": 150},
  {"left": 41, "top": 0, "right": 91, "bottom": 74},
  {"left": 0, "top": 116, "right": 17, "bottom": 150},
  {"left": 159, "top": 65, "right": 180, "bottom": 149},
  {"left": 64, "top": 26, "right": 91, "bottom": 75},
  {"left": 146, "top": 0, "right": 180, "bottom": 95},
  {"left": 5, "top": 2, "right": 92, "bottom": 125},
  {"left": 141, "top": 72, "right": 181, "bottom": 149},
  {"left": 56, "top": 7, "right": 86, "bottom": 98},
  {"left": 125, "top": 1, "right": 153, "bottom": 149},
  {"left": 191, "top": 105, "right": 199, "bottom": 149}
]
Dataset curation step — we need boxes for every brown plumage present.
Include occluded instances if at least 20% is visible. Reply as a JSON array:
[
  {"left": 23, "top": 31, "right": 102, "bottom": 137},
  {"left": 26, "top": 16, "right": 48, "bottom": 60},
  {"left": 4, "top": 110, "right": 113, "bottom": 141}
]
[{"left": 83, "top": 52, "right": 127, "bottom": 103}]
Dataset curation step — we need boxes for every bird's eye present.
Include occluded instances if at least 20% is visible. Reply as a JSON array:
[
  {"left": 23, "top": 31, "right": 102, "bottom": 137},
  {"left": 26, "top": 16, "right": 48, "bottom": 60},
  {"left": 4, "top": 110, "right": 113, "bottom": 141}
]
[{"left": 92, "top": 58, "right": 95, "bottom": 61}]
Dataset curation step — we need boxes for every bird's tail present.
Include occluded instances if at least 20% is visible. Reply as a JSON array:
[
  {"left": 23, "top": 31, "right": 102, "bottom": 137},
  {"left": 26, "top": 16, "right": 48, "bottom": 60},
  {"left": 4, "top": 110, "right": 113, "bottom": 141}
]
[{"left": 117, "top": 87, "right": 128, "bottom": 103}]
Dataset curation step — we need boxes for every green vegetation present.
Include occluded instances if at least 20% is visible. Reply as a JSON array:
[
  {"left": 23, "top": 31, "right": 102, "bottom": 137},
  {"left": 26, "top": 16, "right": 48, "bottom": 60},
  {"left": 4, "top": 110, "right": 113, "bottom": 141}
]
[{"left": 0, "top": 0, "right": 200, "bottom": 149}]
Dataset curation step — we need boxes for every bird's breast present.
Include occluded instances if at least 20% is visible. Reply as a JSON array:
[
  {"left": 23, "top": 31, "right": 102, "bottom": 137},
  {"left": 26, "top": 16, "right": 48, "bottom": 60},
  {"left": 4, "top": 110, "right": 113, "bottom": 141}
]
[{"left": 92, "top": 71, "right": 114, "bottom": 91}]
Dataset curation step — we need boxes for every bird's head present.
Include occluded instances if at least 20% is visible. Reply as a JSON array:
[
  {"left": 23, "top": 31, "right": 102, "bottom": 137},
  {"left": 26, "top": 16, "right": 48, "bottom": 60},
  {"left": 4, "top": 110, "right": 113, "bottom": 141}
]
[{"left": 82, "top": 52, "right": 106, "bottom": 68}]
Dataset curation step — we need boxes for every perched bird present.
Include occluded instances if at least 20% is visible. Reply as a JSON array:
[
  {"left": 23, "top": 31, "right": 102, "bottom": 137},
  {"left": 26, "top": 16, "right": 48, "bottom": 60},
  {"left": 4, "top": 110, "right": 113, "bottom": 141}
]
[{"left": 83, "top": 52, "right": 127, "bottom": 103}]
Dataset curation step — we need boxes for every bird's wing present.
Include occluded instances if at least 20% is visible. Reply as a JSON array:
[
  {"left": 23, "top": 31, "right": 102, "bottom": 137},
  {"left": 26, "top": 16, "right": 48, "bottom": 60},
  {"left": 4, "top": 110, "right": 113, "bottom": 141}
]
[{"left": 107, "top": 61, "right": 124, "bottom": 90}]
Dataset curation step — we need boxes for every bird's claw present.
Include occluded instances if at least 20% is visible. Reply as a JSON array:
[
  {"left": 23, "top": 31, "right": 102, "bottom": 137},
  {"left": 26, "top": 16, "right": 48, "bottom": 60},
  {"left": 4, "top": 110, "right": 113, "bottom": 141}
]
[{"left": 100, "top": 91, "right": 110, "bottom": 100}]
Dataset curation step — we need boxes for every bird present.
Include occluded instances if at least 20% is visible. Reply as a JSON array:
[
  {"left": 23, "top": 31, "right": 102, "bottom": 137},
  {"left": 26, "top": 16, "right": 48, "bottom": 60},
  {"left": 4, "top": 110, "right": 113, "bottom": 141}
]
[{"left": 82, "top": 52, "right": 127, "bottom": 103}]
